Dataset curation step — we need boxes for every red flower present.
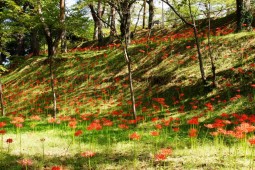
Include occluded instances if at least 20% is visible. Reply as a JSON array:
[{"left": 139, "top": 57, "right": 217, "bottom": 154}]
[
  {"left": 81, "top": 151, "right": 96, "bottom": 158},
  {"left": 68, "top": 120, "right": 77, "bottom": 129},
  {"left": 0, "top": 129, "right": 6, "bottom": 135},
  {"left": 0, "top": 121, "right": 6, "bottom": 128},
  {"left": 6, "top": 138, "right": 13, "bottom": 143},
  {"left": 160, "top": 148, "right": 172, "bottom": 156},
  {"left": 118, "top": 124, "right": 129, "bottom": 129},
  {"left": 187, "top": 117, "right": 199, "bottom": 125},
  {"left": 129, "top": 132, "right": 141, "bottom": 140},
  {"left": 188, "top": 128, "right": 197, "bottom": 138},
  {"left": 249, "top": 137, "right": 255, "bottom": 145},
  {"left": 17, "top": 159, "right": 33, "bottom": 166},
  {"left": 87, "top": 122, "right": 102, "bottom": 131},
  {"left": 51, "top": 166, "right": 62, "bottom": 170},
  {"left": 150, "top": 131, "right": 160, "bottom": 136},
  {"left": 74, "top": 130, "right": 83, "bottom": 137},
  {"left": 154, "top": 153, "right": 166, "bottom": 161},
  {"left": 155, "top": 124, "right": 162, "bottom": 129}
]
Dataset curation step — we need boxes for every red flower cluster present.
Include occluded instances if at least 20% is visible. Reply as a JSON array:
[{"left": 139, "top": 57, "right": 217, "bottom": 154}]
[
  {"left": 81, "top": 151, "right": 96, "bottom": 158},
  {"left": 129, "top": 132, "right": 141, "bottom": 140},
  {"left": 154, "top": 148, "right": 172, "bottom": 161}
]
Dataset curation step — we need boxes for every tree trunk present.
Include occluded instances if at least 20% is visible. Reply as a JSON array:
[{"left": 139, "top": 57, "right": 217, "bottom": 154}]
[
  {"left": 97, "top": 0, "right": 104, "bottom": 44},
  {"left": 148, "top": 0, "right": 154, "bottom": 29},
  {"left": 142, "top": 0, "right": 146, "bottom": 29},
  {"left": 31, "top": 30, "right": 40, "bottom": 56},
  {"left": 236, "top": 0, "right": 243, "bottom": 32},
  {"left": 207, "top": 2, "right": 216, "bottom": 87},
  {"left": 0, "top": 80, "right": 5, "bottom": 116},
  {"left": 110, "top": 6, "right": 116, "bottom": 40},
  {"left": 61, "top": 29, "right": 67, "bottom": 53},
  {"left": 188, "top": 0, "right": 207, "bottom": 85},
  {"left": 37, "top": 0, "right": 65, "bottom": 118},
  {"left": 162, "top": 0, "right": 207, "bottom": 85},
  {"left": 89, "top": 3, "right": 104, "bottom": 44},
  {"left": 17, "top": 34, "right": 25, "bottom": 56},
  {"left": 133, "top": 5, "right": 143, "bottom": 36},
  {"left": 123, "top": 44, "right": 137, "bottom": 121},
  {"left": 120, "top": 4, "right": 131, "bottom": 43},
  {"left": 48, "top": 42, "right": 57, "bottom": 118}
]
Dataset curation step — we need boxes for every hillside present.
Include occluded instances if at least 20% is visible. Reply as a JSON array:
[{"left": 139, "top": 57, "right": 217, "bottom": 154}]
[{"left": 1, "top": 17, "right": 255, "bottom": 169}]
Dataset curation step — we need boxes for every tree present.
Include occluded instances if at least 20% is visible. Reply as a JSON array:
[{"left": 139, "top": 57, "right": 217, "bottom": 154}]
[
  {"left": 148, "top": 0, "right": 155, "bottom": 29},
  {"left": 162, "top": 0, "right": 207, "bottom": 85},
  {"left": 236, "top": 0, "right": 252, "bottom": 32},
  {"left": 108, "top": 0, "right": 137, "bottom": 121},
  {"left": 142, "top": 0, "right": 146, "bottom": 28},
  {"left": 88, "top": 0, "right": 104, "bottom": 43},
  {"left": 109, "top": 6, "right": 117, "bottom": 40},
  {"left": 37, "top": 0, "right": 65, "bottom": 118}
]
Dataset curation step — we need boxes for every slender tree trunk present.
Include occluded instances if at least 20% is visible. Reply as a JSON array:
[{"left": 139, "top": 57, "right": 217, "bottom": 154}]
[
  {"left": 97, "top": 0, "right": 103, "bottom": 44},
  {"left": 61, "top": 29, "right": 67, "bottom": 53},
  {"left": 207, "top": 2, "right": 216, "bottom": 87},
  {"left": 48, "top": 42, "right": 57, "bottom": 118},
  {"left": 133, "top": 5, "right": 143, "bottom": 36},
  {"left": 17, "top": 34, "right": 25, "bottom": 56},
  {"left": 236, "top": 0, "right": 243, "bottom": 32},
  {"left": 188, "top": 0, "right": 207, "bottom": 85},
  {"left": 110, "top": 6, "right": 116, "bottom": 40},
  {"left": 123, "top": 44, "right": 137, "bottom": 121},
  {"left": 142, "top": 0, "right": 146, "bottom": 29},
  {"left": 31, "top": 30, "right": 40, "bottom": 56},
  {"left": 148, "top": 0, "right": 154, "bottom": 29},
  {"left": 120, "top": 5, "right": 131, "bottom": 43},
  {"left": 38, "top": 0, "right": 65, "bottom": 118},
  {"left": 0, "top": 80, "right": 5, "bottom": 116},
  {"left": 89, "top": 3, "right": 104, "bottom": 44}
]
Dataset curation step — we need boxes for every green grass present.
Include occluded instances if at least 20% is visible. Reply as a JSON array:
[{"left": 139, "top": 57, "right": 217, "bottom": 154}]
[{"left": 1, "top": 23, "right": 255, "bottom": 169}]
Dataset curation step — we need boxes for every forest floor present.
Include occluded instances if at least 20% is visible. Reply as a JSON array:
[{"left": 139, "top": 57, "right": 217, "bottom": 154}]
[{"left": 1, "top": 15, "right": 255, "bottom": 169}]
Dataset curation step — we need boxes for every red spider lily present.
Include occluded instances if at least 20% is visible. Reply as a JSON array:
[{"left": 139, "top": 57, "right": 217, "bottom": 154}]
[
  {"left": 68, "top": 120, "right": 77, "bottom": 129},
  {"left": 173, "top": 127, "right": 179, "bottom": 132},
  {"left": 81, "top": 151, "right": 96, "bottom": 158},
  {"left": 160, "top": 148, "right": 172, "bottom": 156},
  {"left": 15, "top": 123, "right": 23, "bottom": 128},
  {"left": 221, "top": 113, "right": 229, "bottom": 118},
  {"left": 128, "top": 120, "right": 137, "bottom": 124},
  {"left": 118, "top": 124, "right": 129, "bottom": 129},
  {"left": 154, "top": 147, "right": 172, "bottom": 161},
  {"left": 6, "top": 138, "right": 13, "bottom": 143},
  {"left": 154, "top": 153, "right": 166, "bottom": 161},
  {"left": 48, "top": 117, "right": 56, "bottom": 123},
  {"left": 205, "top": 102, "right": 213, "bottom": 111},
  {"left": 188, "top": 128, "right": 197, "bottom": 138},
  {"left": 30, "top": 115, "right": 41, "bottom": 121},
  {"left": 155, "top": 124, "right": 162, "bottom": 130},
  {"left": 150, "top": 131, "right": 160, "bottom": 136},
  {"left": 129, "top": 132, "right": 141, "bottom": 140},
  {"left": 51, "top": 166, "right": 62, "bottom": 170},
  {"left": 152, "top": 98, "right": 166, "bottom": 106},
  {"left": 151, "top": 117, "right": 159, "bottom": 122},
  {"left": 204, "top": 124, "right": 214, "bottom": 129},
  {"left": 187, "top": 117, "right": 199, "bottom": 125},
  {"left": 87, "top": 122, "right": 102, "bottom": 131},
  {"left": 248, "top": 137, "right": 255, "bottom": 145},
  {"left": 17, "top": 159, "right": 33, "bottom": 166},
  {"left": 210, "top": 131, "right": 219, "bottom": 136},
  {"left": 10, "top": 117, "right": 24, "bottom": 124},
  {"left": 74, "top": 130, "right": 83, "bottom": 137},
  {"left": 0, "top": 122, "right": 6, "bottom": 128},
  {"left": 235, "top": 122, "right": 255, "bottom": 133},
  {"left": 102, "top": 120, "right": 113, "bottom": 127}
]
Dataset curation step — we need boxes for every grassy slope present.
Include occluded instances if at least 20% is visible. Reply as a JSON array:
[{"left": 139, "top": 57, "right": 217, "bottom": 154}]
[{"left": 1, "top": 16, "right": 255, "bottom": 169}]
